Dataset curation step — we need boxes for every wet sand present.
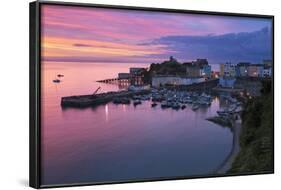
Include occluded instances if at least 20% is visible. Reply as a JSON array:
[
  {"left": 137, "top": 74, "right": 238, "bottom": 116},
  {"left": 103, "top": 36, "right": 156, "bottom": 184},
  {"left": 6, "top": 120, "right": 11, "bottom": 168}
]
[{"left": 216, "top": 118, "right": 242, "bottom": 174}]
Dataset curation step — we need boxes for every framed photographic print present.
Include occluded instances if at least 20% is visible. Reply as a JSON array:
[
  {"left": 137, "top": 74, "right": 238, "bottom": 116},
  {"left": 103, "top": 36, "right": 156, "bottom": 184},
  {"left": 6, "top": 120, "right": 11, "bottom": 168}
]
[{"left": 30, "top": 0, "right": 274, "bottom": 188}]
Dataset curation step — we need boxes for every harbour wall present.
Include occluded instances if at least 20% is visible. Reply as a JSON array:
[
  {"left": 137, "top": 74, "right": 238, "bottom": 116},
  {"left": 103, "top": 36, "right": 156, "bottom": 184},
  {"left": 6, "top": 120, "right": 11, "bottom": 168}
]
[{"left": 166, "top": 79, "right": 219, "bottom": 91}]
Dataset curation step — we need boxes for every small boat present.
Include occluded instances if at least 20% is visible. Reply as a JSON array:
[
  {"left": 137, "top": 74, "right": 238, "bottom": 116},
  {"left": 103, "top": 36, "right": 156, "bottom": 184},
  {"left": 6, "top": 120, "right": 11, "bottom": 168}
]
[
  {"left": 200, "top": 99, "right": 211, "bottom": 106},
  {"left": 151, "top": 102, "right": 157, "bottom": 107},
  {"left": 57, "top": 74, "right": 64, "bottom": 77},
  {"left": 229, "top": 97, "right": 238, "bottom": 103},
  {"left": 181, "top": 105, "right": 186, "bottom": 110},
  {"left": 216, "top": 105, "right": 236, "bottom": 116},
  {"left": 152, "top": 95, "right": 164, "bottom": 102},
  {"left": 192, "top": 104, "right": 199, "bottom": 111},
  {"left": 113, "top": 98, "right": 121, "bottom": 104},
  {"left": 197, "top": 100, "right": 205, "bottom": 105},
  {"left": 186, "top": 99, "right": 193, "bottom": 104},
  {"left": 132, "top": 95, "right": 141, "bottom": 100},
  {"left": 53, "top": 79, "right": 61, "bottom": 83},
  {"left": 133, "top": 100, "right": 142, "bottom": 106},
  {"left": 236, "top": 102, "right": 242, "bottom": 106},
  {"left": 140, "top": 95, "right": 150, "bottom": 101},
  {"left": 161, "top": 101, "right": 169, "bottom": 108},
  {"left": 201, "top": 93, "right": 211, "bottom": 99},
  {"left": 113, "top": 97, "right": 130, "bottom": 104},
  {"left": 172, "top": 103, "right": 180, "bottom": 110},
  {"left": 217, "top": 110, "right": 229, "bottom": 116},
  {"left": 120, "top": 98, "right": 130, "bottom": 104}
]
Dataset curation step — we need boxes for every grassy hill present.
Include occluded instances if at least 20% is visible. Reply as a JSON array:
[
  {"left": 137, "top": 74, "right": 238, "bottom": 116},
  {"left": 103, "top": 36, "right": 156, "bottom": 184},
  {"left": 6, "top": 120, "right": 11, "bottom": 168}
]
[{"left": 228, "top": 80, "right": 273, "bottom": 173}]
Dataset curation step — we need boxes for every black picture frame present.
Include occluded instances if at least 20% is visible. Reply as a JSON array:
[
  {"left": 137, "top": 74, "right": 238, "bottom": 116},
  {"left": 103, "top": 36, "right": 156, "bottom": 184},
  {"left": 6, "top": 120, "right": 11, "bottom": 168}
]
[{"left": 29, "top": 1, "right": 274, "bottom": 188}]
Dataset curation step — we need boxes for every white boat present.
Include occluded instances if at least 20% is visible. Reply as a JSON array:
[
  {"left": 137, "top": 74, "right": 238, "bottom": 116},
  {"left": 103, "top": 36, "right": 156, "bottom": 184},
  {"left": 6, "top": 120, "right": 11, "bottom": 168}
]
[{"left": 192, "top": 104, "right": 199, "bottom": 111}]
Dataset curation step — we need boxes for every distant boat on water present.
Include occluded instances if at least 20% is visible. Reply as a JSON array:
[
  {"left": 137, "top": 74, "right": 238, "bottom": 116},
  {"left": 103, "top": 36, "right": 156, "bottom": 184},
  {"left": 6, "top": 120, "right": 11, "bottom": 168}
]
[{"left": 53, "top": 79, "right": 61, "bottom": 83}]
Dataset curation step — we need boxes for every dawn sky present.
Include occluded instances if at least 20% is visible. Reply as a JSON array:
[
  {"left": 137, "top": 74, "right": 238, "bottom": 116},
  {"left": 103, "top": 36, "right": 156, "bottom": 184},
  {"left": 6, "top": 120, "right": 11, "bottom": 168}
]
[{"left": 42, "top": 5, "right": 272, "bottom": 65}]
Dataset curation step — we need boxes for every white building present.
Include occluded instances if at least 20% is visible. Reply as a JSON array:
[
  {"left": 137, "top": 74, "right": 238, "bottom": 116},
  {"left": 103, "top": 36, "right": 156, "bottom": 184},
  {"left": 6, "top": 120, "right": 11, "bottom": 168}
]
[
  {"left": 262, "top": 67, "right": 272, "bottom": 77},
  {"left": 152, "top": 76, "right": 205, "bottom": 87},
  {"left": 220, "top": 62, "right": 236, "bottom": 77}
]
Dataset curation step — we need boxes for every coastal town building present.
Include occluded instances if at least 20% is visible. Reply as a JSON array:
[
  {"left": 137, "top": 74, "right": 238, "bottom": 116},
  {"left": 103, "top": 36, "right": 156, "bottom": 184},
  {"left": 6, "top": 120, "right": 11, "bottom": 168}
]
[
  {"left": 219, "top": 64, "right": 224, "bottom": 76},
  {"left": 129, "top": 67, "right": 146, "bottom": 76},
  {"left": 186, "top": 65, "right": 201, "bottom": 77},
  {"left": 201, "top": 64, "right": 212, "bottom": 78},
  {"left": 211, "top": 71, "right": 220, "bottom": 78},
  {"left": 152, "top": 76, "right": 205, "bottom": 87},
  {"left": 236, "top": 62, "right": 250, "bottom": 77},
  {"left": 194, "top": 59, "right": 208, "bottom": 67},
  {"left": 118, "top": 57, "right": 272, "bottom": 90},
  {"left": 262, "top": 66, "right": 272, "bottom": 78},
  {"left": 185, "top": 59, "right": 211, "bottom": 78},
  {"left": 220, "top": 62, "right": 236, "bottom": 77},
  {"left": 220, "top": 62, "right": 272, "bottom": 78},
  {"left": 117, "top": 67, "right": 147, "bottom": 86},
  {"left": 234, "top": 62, "right": 272, "bottom": 78},
  {"left": 117, "top": 73, "right": 131, "bottom": 86},
  {"left": 129, "top": 67, "right": 147, "bottom": 85},
  {"left": 247, "top": 64, "right": 264, "bottom": 77},
  {"left": 218, "top": 60, "right": 273, "bottom": 89},
  {"left": 263, "top": 59, "right": 272, "bottom": 67}
]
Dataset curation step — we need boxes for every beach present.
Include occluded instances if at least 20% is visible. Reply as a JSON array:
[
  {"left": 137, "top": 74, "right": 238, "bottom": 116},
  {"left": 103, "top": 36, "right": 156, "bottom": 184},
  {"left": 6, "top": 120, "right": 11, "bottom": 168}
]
[{"left": 216, "top": 118, "right": 242, "bottom": 174}]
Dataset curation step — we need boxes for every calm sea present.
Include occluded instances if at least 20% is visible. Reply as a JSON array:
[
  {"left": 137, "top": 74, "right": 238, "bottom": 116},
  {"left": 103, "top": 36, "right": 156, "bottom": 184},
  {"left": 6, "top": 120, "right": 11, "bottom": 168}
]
[{"left": 41, "top": 61, "right": 232, "bottom": 185}]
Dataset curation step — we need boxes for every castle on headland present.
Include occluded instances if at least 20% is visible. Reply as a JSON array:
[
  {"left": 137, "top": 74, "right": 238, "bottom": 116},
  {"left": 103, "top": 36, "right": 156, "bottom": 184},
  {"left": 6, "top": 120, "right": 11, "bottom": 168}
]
[
  {"left": 117, "top": 56, "right": 213, "bottom": 88},
  {"left": 116, "top": 56, "right": 272, "bottom": 89}
]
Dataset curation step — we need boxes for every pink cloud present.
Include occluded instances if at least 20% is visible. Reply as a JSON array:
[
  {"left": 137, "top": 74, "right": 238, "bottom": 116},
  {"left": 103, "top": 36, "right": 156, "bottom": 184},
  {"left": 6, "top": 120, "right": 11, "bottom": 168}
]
[{"left": 41, "top": 4, "right": 271, "bottom": 63}]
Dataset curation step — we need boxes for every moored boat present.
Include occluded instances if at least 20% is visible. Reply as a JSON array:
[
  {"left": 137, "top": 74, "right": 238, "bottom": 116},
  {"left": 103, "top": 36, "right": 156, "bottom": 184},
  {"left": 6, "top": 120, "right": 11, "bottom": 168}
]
[
  {"left": 133, "top": 100, "right": 142, "bottom": 106},
  {"left": 192, "top": 104, "right": 199, "bottom": 111},
  {"left": 151, "top": 102, "right": 157, "bottom": 107},
  {"left": 53, "top": 79, "right": 61, "bottom": 83},
  {"left": 172, "top": 103, "right": 180, "bottom": 110}
]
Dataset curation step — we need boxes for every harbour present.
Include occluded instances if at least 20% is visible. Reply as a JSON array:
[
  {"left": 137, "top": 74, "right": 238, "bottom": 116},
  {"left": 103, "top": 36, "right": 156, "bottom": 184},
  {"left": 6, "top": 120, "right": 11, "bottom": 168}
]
[
  {"left": 42, "top": 61, "right": 234, "bottom": 185},
  {"left": 43, "top": 56, "right": 270, "bottom": 185},
  {"left": 61, "top": 89, "right": 150, "bottom": 108},
  {"left": 60, "top": 80, "right": 218, "bottom": 109},
  {"left": 38, "top": 6, "right": 274, "bottom": 186}
]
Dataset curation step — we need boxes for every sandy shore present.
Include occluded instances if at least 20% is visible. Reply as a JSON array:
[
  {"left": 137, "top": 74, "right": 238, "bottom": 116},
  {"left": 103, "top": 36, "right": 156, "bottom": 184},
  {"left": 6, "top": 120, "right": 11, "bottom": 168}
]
[{"left": 215, "top": 118, "right": 242, "bottom": 174}]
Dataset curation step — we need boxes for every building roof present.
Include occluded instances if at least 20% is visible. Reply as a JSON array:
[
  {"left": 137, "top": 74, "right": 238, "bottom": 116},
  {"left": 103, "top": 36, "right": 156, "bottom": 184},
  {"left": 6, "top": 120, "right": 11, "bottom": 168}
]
[
  {"left": 153, "top": 75, "right": 204, "bottom": 79},
  {"left": 237, "top": 62, "right": 251, "bottom": 66}
]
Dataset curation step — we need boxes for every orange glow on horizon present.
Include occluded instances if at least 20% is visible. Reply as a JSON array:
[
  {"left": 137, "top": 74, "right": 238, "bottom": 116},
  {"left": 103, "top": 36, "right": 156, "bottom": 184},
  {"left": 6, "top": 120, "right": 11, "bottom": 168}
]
[{"left": 42, "top": 36, "right": 171, "bottom": 59}]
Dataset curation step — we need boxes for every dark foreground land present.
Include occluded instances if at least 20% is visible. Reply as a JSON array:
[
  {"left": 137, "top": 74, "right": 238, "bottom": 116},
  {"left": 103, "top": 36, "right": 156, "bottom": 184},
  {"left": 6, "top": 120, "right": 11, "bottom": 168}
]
[{"left": 228, "top": 80, "right": 273, "bottom": 173}]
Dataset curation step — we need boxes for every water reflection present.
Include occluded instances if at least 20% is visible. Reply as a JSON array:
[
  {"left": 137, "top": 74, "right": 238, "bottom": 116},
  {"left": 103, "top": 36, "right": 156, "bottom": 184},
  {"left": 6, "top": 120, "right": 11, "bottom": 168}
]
[
  {"left": 122, "top": 104, "right": 127, "bottom": 112},
  {"left": 41, "top": 62, "right": 233, "bottom": 185},
  {"left": 105, "top": 104, "right": 109, "bottom": 122}
]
